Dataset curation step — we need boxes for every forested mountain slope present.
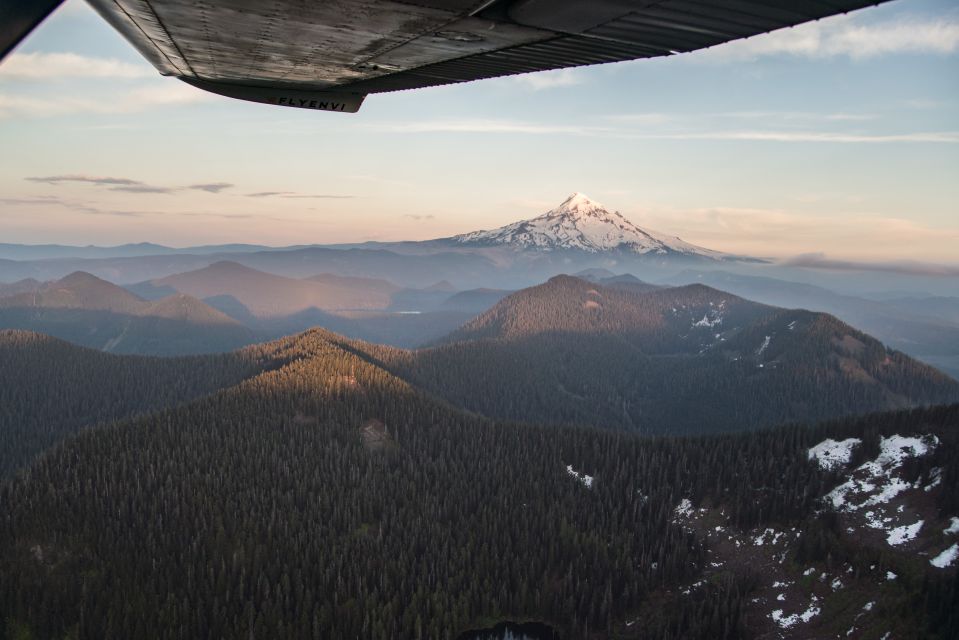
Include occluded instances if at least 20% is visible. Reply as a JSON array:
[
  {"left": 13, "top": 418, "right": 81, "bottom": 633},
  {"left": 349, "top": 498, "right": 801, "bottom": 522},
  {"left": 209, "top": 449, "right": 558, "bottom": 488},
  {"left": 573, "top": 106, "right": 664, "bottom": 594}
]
[
  {"left": 0, "top": 327, "right": 956, "bottom": 639},
  {"left": 0, "top": 272, "right": 255, "bottom": 355},
  {"left": 0, "top": 330, "right": 280, "bottom": 478},
  {"left": 369, "top": 276, "right": 959, "bottom": 434},
  {"left": 667, "top": 269, "right": 959, "bottom": 379},
  {"left": 0, "top": 270, "right": 144, "bottom": 313},
  {"left": 0, "top": 278, "right": 42, "bottom": 299}
]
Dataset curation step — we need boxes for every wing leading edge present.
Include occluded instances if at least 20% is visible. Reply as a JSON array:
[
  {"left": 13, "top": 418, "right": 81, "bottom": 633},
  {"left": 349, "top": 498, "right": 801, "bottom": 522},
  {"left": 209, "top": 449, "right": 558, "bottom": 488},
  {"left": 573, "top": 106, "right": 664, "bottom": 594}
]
[{"left": 7, "top": 0, "right": 889, "bottom": 113}]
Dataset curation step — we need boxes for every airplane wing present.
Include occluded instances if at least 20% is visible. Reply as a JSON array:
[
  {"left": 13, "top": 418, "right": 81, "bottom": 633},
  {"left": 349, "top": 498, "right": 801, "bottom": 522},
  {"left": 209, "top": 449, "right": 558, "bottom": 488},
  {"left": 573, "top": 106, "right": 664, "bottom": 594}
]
[
  {"left": 3, "top": 0, "right": 889, "bottom": 113},
  {"left": 0, "top": 0, "right": 65, "bottom": 60}
]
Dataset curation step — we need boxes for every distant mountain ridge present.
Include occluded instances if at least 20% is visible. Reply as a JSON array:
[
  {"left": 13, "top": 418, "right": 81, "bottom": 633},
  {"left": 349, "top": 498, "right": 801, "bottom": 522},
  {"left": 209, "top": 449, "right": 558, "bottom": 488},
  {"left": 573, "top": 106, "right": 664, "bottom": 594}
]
[
  {"left": 367, "top": 275, "right": 959, "bottom": 435},
  {"left": 0, "top": 266, "right": 492, "bottom": 353},
  {"left": 0, "top": 242, "right": 275, "bottom": 261},
  {"left": 447, "top": 193, "right": 728, "bottom": 258},
  {"left": 146, "top": 261, "right": 400, "bottom": 316},
  {"left": 0, "top": 270, "right": 145, "bottom": 314},
  {"left": 667, "top": 269, "right": 959, "bottom": 379},
  {"left": 0, "top": 271, "right": 254, "bottom": 355}
]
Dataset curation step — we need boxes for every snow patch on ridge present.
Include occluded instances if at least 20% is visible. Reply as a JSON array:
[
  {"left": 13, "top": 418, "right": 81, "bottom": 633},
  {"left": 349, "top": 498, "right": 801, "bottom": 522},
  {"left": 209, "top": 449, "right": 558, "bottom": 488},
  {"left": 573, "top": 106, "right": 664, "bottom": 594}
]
[
  {"left": 808, "top": 438, "right": 862, "bottom": 471},
  {"left": 886, "top": 520, "right": 923, "bottom": 546},
  {"left": 757, "top": 335, "right": 771, "bottom": 356},
  {"left": 692, "top": 312, "right": 722, "bottom": 328},
  {"left": 566, "top": 465, "right": 593, "bottom": 489},
  {"left": 674, "top": 498, "right": 694, "bottom": 519},
  {"left": 931, "top": 544, "right": 958, "bottom": 568},
  {"left": 771, "top": 599, "right": 821, "bottom": 629},
  {"left": 823, "top": 434, "right": 939, "bottom": 547}
]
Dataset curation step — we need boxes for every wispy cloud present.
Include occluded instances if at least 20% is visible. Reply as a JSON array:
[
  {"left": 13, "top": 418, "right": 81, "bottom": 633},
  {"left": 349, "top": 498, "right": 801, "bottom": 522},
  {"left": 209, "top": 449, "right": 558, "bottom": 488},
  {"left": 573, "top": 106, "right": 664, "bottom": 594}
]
[
  {"left": 27, "top": 174, "right": 172, "bottom": 193},
  {"left": 109, "top": 184, "right": 175, "bottom": 194},
  {"left": 782, "top": 253, "right": 959, "bottom": 277},
  {"left": 187, "top": 182, "right": 234, "bottom": 193},
  {"left": 601, "top": 110, "right": 956, "bottom": 143},
  {"left": 245, "top": 191, "right": 354, "bottom": 199},
  {"left": 603, "top": 113, "right": 674, "bottom": 125},
  {"left": 80, "top": 209, "right": 146, "bottom": 217},
  {"left": 0, "top": 194, "right": 289, "bottom": 220},
  {"left": 246, "top": 191, "right": 287, "bottom": 198},
  {"left": 26, "top": 174, "right": 140, "bottom": 186},
  {"left": 403, "top": 214, "right": 435, "bottom": 220},
  {"left": 283, "top": 194, "right": 355, "bottom": 199},
  {"left": 718, "top": 111, "right": 875, "bottom": 122},
  {"left": 706, "top": 14, "right": 959, "bottom": 61},
  {"left": 511, "top": 68, "right": 584, "bottom": 90},
  {"left": 0, "top": 195, "right": 64, "bottom": 206},
  {"left": 606, "top": 110, "right": 876, "bottom": 124},
  {"left": 26, "top": 174, "right": 238, "bottom": 194},
  {"left": 366, "top": 119, "right": 603, "bottom": 135},
  {"left": 0, "top": 83, "right": 209, "bottom": 118},
  {"left": 371, "top": 116, "right": 956, "bottom": 144},
  {"left": 0, "top": 194, "right": 147, "bottom": 217},
  {"left": 631, "top": 130, "right": 959, "bottom": 144},
  {"left": 0, "top": 52, "right": 151, "bottom": 80},
  {"left": 903, "top": 98, "right": 945, "bottom": 110}
]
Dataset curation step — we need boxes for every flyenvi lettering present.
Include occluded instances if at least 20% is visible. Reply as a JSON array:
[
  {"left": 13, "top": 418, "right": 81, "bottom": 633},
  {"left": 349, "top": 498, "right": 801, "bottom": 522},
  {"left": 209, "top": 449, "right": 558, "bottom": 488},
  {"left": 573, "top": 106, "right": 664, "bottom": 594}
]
[{"left": 273, "top": 96, "right": 346, "bottom": 111}]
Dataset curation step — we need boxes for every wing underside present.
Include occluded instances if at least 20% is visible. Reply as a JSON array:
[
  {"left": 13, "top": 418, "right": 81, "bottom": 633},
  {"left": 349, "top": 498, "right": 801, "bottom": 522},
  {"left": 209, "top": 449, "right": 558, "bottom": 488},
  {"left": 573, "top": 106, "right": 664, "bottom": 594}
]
[{"left": 9, "top": 0, "right": 888, "bottom": 113}]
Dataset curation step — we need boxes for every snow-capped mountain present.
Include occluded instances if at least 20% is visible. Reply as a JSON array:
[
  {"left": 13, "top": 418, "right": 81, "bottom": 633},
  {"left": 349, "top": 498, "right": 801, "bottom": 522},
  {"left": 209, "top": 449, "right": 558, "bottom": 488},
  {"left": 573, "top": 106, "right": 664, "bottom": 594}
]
[{"left": 450, "top": 193, "right": 726, "bottom": 259}]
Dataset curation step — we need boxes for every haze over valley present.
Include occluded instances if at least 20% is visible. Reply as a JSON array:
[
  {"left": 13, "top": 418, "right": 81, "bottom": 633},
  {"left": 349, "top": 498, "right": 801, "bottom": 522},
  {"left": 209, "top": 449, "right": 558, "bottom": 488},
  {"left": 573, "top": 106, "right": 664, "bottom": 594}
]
[{"left": 3, "top": 193, "right": 957, "bottom": 376}]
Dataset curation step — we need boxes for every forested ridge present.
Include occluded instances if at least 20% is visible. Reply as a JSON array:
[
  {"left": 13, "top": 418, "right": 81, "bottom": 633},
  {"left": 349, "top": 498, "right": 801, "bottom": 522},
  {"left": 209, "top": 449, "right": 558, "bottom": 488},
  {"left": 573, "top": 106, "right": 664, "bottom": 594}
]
[
  {"left": 0, "top": 330, "right": 281, "bottom": 478},
  {"left": 365, "top": 276, "right": 959, "bottom": 434},
  {"left": 1, "top": 327, "right": 956, "bottom": 639}
]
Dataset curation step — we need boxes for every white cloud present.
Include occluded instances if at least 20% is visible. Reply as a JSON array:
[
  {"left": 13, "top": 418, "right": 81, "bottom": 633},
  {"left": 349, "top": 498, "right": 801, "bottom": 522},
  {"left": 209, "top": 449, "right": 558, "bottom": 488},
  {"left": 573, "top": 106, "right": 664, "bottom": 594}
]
[
  {"left": 0, "top": 82, "right": 211, "bottom": 118},
  {"left": 511, "top": 68, "right": 584, "bottom": 90},
  {"left": 0, "top": 52, "right": 151, "bottom": 80},
  {"left": 603, "top": 112, "right": 674, "bottom": 125},
  {"left": 366, "top": 119, "right": 604, "bottom": 135},
  {"left": 706, "top": 14, "right": 959, "bottom": 61},
  {"left": 631, "top": 130, "right": 959, "bottom": 144},
  {"left": 368, "top": 113, "right": 957, "bottom": 144},
  {"left": 606, "top": 110, "right": 877, "bottom": 124},
  {"left": 718, "top": 111, "right": 875, "bottom": 122}
]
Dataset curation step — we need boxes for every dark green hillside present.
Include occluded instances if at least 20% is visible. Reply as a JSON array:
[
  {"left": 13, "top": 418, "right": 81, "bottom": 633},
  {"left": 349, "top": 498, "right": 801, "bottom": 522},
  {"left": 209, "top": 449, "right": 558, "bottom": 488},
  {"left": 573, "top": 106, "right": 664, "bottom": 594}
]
[
  {"left": 0, "top": 327, "right": 956, "bottom": 638},
  {"left": 0, "top": 330, "right": 273, "bottom": 478}
]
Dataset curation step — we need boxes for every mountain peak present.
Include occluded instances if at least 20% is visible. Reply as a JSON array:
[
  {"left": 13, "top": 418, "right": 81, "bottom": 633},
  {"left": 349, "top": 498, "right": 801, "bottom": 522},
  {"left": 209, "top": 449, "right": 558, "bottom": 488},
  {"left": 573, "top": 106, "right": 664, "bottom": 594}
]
[
  {"left": 449, "top": 194, "right": 725, "bottom": 258},
  {"left": 58, "top": 270, "right": 112, "bottom": 287},
  {"left": 554, "top": 192, "right": 603, "bottom": 216},
  {"left": 0, "top": 270, "right": 145, "bottom": 314}
]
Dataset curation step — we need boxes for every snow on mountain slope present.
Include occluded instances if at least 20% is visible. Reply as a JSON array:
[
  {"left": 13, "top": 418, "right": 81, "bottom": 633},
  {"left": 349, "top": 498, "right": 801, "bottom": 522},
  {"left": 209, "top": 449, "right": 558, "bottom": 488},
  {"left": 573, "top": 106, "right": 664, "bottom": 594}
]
[
  {"left": 663, "top": 428, "right": 958, "bottom": 638},
  {"left": 451, "top": 193, "right": 726, "bottom": 258}
]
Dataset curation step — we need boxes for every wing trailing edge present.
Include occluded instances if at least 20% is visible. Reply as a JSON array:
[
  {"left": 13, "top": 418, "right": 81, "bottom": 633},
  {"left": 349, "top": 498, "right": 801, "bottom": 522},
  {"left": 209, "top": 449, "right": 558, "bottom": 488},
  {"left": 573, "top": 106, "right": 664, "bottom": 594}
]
[{"left": 2, "top": 0, "right": 892, "bottom": 114}]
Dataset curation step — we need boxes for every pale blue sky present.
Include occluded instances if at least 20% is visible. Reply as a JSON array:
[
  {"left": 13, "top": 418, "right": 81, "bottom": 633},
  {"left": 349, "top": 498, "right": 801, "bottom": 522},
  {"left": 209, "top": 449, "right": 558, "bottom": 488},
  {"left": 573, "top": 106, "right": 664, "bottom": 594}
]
[{"left": 1, "top": 0, "right": 957, "bottom": 262}]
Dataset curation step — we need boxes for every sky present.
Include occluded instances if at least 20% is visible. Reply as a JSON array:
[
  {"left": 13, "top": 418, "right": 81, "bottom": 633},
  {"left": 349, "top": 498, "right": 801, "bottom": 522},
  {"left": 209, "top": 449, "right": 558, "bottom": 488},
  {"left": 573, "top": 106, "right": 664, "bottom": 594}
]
[{"left": 0, "top": 0, "right": 957, "bottom": 263}]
